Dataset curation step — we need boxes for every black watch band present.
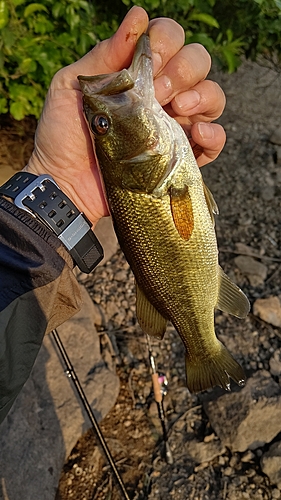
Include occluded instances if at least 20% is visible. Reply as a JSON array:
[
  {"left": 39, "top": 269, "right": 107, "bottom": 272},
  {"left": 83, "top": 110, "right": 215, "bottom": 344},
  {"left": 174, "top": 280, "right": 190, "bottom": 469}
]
[{"left": 0, "top": 172, "right": 103, "bottom": 273}]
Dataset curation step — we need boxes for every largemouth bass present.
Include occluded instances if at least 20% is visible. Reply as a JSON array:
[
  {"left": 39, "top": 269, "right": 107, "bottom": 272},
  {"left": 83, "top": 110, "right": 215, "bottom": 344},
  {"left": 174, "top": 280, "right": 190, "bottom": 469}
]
[{"left": 78, "top": 34, "right": 250, "bottom": 393}]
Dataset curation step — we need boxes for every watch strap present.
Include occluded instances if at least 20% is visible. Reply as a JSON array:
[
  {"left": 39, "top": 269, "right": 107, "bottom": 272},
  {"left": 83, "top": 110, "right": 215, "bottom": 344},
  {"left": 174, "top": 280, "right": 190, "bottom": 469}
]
[{"left": 0, "top": 172, "right": 103, "bottom": 273}]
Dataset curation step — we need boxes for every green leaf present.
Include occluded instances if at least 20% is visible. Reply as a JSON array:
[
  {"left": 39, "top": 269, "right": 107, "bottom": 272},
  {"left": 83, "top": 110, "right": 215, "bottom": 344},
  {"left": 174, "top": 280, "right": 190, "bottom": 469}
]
[
  {"left": 0, "top": 0, "right": 8, "bottom": 30},
  {"left": 11, "top": 0, "right": 26, "bottom": 6},
  {"left": 24, "top": 3, "right": 48, "bottom": 17},
  {"left": 10, "top": 101, "right": 26, "bottom": 120},
  {"left": 19, "top": 57, "right": 37, "bottom": 74},
  {"left": 186, "top": 32, "right": 215, "bottom": 52},
  {"left": 221, "top": 47, "right": 238, "bottom": 73},
  {"left": 1, "top": 26, "right": 17, "bottom": 51},
  {"left": 188, "top": 12, "right": 219, "bottom": 28},
  {"left": 52, "top": 2, "right": 64, "bottom": 19},
  {"left": 0, "top": 97, "right": 8, "bottom": 114}
]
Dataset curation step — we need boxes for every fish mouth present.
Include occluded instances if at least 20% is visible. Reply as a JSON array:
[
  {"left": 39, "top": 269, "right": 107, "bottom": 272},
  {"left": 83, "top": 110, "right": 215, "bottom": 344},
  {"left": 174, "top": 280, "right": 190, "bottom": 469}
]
[
  {"left": 129, "top": 34, "right": 152, "bottom": 76},
  {"left": 78, "top": 33, "right": 153, "bottom": 99},
  {"left": 128, "top": 33, "right": 154, "bottom": 105}
]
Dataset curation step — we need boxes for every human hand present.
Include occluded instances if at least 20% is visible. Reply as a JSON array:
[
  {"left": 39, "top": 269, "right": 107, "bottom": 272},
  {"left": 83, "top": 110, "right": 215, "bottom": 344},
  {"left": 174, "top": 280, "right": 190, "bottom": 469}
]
[{"left": 26, "top": 6, "right": 226, "bottom": 227}]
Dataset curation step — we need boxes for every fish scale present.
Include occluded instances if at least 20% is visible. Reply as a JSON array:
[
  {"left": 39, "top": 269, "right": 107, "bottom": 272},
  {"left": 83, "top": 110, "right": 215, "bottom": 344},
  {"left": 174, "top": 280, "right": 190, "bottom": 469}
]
[{"left": 78, "top": 33, "right": 250, "bottom": 393}]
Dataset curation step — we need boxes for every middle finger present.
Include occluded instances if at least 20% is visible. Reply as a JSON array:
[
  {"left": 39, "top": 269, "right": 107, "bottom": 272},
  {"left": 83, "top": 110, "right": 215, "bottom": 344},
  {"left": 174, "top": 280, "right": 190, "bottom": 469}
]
[{"left": 153, "top": 43, "right": 211, "bottom": 106}]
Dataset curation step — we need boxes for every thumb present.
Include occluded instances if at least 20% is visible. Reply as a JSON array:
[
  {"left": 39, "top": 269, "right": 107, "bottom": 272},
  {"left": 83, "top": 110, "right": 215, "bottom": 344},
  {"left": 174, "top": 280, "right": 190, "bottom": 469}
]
[{"left": 61, "top": 6, "right": 149, "bottom": 88}]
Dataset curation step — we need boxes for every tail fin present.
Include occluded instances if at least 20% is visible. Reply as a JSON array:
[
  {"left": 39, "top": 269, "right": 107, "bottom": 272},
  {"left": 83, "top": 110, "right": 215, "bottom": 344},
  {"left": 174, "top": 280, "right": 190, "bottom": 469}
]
[{"left": 185, "top": 341, "right": 245, "bottom": 393}]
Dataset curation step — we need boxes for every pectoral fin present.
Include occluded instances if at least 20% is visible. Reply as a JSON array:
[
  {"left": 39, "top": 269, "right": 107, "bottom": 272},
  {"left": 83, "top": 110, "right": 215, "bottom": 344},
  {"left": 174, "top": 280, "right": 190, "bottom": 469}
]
[
  {"left": 136, "top": 283, "right": 167, "bottom": 339},
  {"left": 216, "top": 267, "right": 250, "bottom": 318},
  {"left": 203, "top": 182, "right": 219, "bottom": 226},
  {"left": 170, "top": 185, "right": 194, "bottom": 241}
]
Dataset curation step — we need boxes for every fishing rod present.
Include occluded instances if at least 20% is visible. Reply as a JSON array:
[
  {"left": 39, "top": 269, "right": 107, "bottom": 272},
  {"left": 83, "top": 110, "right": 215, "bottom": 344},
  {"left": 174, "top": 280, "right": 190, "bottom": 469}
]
[
  {"left": 146, "top": 335, "right": 173, "bottom": 465},
  {"left": 51, "top": 329, "right": 131, "bottom": 500}
]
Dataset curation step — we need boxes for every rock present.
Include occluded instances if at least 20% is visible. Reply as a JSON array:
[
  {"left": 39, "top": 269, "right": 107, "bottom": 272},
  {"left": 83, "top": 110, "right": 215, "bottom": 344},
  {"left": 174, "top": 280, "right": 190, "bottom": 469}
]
[
  {"left": 235, "top": 243, "right": 261, "bottom": 257},
  {"left": 261, "top": 185, "right": 275, "bottom": 201},
  {"left": 185, "top": 438, "right": 226, "bottom": 464},
  {"left": 114, "top": 269, "right": 129, "bottom": 282},
  {"left": 253, "top": 296, "right": 281, "bottom": 327},
  {"left": 234, "top": 255, "right": 267, "bottom": 286},
  {"left": 270, "top": 350, "right": 281, "bottom": 377},
  {"left": 241, "top": 450, "right": 255, "bottom": 463},
  {"left": 270, "top": 129, "right": 281, "bottom": 145},
  {"left": 0, "top": 285, "right": 120, "bottom": 500},
  {"left": 106, "top": 299, "right": 121, "bottom": 320},
  {"left": 94, "top": 216, "right": 118, "bottom": 265},
  {"left": 203, "top": 370, "right": 281, "bottom": 452},
  {"left": 261, "top": 441, "right": 281, "bottom": 489}
]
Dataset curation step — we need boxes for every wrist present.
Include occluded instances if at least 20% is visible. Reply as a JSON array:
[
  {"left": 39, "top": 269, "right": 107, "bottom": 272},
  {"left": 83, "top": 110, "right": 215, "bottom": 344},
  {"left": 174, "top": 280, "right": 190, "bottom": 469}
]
[
  {"left": 24, "top": 157, "right": 108, "bottom": 229},
  {"left": 0, "top": 171, "right": 104, "bottom": 273}
]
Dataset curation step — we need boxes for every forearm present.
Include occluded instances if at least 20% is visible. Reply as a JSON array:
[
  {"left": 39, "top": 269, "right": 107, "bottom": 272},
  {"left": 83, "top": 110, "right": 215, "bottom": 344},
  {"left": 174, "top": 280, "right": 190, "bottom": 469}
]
[{"left": 0, "top": 195, "right": 82, "bottom": 424}]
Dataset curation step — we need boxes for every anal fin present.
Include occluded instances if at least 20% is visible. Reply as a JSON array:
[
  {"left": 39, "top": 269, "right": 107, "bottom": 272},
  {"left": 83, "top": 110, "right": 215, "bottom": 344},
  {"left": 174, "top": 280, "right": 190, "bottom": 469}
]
[
  {"left": 216, "top": 267, "right": 250, "bottom": 318},
  {"left": 136, "top": 283, "right": 167, "bottom": 340}
]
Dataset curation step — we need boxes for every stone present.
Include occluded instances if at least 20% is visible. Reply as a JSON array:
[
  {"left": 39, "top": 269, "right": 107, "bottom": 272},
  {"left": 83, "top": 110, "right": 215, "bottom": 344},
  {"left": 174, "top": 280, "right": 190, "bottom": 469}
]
[
  {"left": 235, "top": 243, "right": 260, "bottom": 257},
  {"left": 234, "top": 255, "right": 267, "bottom": 286},
  {"left": 185, "top": 438, "right": 226, "bottom": 464},
  {"left": 0, "top": 285, "right": 120, "bottom": 500},
  {"left": 94, "top": 216, "right": 118, "bottom": 265},
  {"left": 253, "top": 296, "right": 281, "bottom": 328},
  {"left": 261, "top": 185, "right": 275, "bottom": 201},
  {"left": 241, "top": 450, "right": 255, "bottom": 463},
  {"left": 203, "top": 370, "right": 281, "bottom": 452},
  {"left": 270, "top": 129, "right": 281, "bottom": 145},
  {"left": 261, "top": 441, "right": 281, "bottom": 489},
  {"left": 269, "top": 349, "right": 281, "bottom": 377}
]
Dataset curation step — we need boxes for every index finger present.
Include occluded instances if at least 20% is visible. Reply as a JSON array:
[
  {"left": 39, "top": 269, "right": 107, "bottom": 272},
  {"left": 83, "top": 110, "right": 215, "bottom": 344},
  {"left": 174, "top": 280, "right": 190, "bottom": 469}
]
[{"left": 56, "top": 6, "right": 149, "bottom": 89}]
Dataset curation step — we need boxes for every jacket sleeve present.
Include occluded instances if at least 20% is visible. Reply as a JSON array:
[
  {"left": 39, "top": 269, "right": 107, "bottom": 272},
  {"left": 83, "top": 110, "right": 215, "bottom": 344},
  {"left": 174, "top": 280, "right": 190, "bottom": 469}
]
[{"left": 0, "top": 197, "right": 82, "bottom": 424}]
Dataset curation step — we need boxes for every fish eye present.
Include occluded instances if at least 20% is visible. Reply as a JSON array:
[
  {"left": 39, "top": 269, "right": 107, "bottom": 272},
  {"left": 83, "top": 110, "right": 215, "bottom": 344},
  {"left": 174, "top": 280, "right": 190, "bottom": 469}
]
[{"left": 90, "top": 114, "right": 110, "bottom": 135}]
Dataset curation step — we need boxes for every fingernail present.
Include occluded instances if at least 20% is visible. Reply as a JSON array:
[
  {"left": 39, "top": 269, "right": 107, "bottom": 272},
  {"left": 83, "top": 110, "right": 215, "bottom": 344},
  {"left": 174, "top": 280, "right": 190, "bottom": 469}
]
[
  {"left": 152, "top": 52, "right": 163, "bottom": 76},
  {"left": 154, "top": 75, "right": 172, "bottom": 104},
  {"left": 198, "top": 122, "right": 215, "bottom": 140},
  {"left": 174, "top": 90, "right": 200, "bottom": 112}
]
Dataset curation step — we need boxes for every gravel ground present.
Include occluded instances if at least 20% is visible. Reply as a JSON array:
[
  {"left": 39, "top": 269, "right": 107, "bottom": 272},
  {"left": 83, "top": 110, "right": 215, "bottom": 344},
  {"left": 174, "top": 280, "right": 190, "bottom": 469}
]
[
  {"left": 56, "top": 58, "right": 281, "bottom": 500},
  {"left": 1, "top": 56, "right": 280, "bottom": 500}
]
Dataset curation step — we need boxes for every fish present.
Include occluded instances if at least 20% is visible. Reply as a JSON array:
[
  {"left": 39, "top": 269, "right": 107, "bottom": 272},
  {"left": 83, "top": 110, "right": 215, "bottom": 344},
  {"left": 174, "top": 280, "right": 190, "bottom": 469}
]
[{"left": 78, "top": 33, "right": 250, "bottom": 393}]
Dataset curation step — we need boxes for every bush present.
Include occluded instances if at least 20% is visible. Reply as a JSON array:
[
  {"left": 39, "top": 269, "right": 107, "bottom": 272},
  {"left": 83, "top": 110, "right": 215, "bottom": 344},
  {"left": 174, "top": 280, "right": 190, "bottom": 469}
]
[
  {"left": 0, "top": 0, "right": 99, "bottom": 119},
  {"left": 0, "top": 0, "right": 281, "bottom": 120}
]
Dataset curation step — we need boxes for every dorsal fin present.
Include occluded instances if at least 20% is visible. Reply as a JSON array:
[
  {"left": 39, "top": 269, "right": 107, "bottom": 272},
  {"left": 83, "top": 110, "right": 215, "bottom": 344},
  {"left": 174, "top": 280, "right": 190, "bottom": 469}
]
[
  {"left": 169, "top": 185, "right": 194, "bottom": 241},
  {"left": 136, "top": 283, "right": 167, "bottom": 339},
  {"left": 216, "top": 267, "right": 250, "bottom": 318},
  {"left": 203, "top": 182, "right": 219, "bottom": 226}
]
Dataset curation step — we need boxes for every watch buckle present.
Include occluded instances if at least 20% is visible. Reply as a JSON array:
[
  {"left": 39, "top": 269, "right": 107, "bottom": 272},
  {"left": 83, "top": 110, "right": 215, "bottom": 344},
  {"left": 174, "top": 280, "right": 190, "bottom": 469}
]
[{"left": 14, "top": 174, "right": 59, "bottom": 216}]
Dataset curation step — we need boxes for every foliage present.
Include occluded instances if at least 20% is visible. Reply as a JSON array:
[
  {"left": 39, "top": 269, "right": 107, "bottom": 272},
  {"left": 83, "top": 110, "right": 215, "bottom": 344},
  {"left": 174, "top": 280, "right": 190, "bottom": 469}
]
[
  {"left": 0, "top": 0, "right": 99, "bottom": 119},
  {"left": 0, "top": 0, "right": 281, "bottom": 120}
]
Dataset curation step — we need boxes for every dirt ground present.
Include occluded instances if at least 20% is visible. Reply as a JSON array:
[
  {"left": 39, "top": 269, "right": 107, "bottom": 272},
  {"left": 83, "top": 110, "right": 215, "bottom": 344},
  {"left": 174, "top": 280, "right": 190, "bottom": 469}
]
[{"left": 1, "top": 57, "right": 281, "bottom": 500}]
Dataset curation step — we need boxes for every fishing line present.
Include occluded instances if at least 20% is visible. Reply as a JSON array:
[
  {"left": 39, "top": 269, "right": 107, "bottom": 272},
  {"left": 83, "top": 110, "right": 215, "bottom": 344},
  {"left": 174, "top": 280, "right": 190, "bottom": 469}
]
[
  {"left": 146, "top": 334, "right": 173, "bottom": 465},
  {"left": 51, "top": 329, "right": 131, "bottom": 500}
]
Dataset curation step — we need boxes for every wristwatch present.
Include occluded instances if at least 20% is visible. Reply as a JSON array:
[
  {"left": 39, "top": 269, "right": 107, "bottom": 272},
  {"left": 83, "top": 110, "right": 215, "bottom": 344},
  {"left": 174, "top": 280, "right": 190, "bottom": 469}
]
[{"left": 0, "top": 172, "right": 104, "bottom": 273}]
